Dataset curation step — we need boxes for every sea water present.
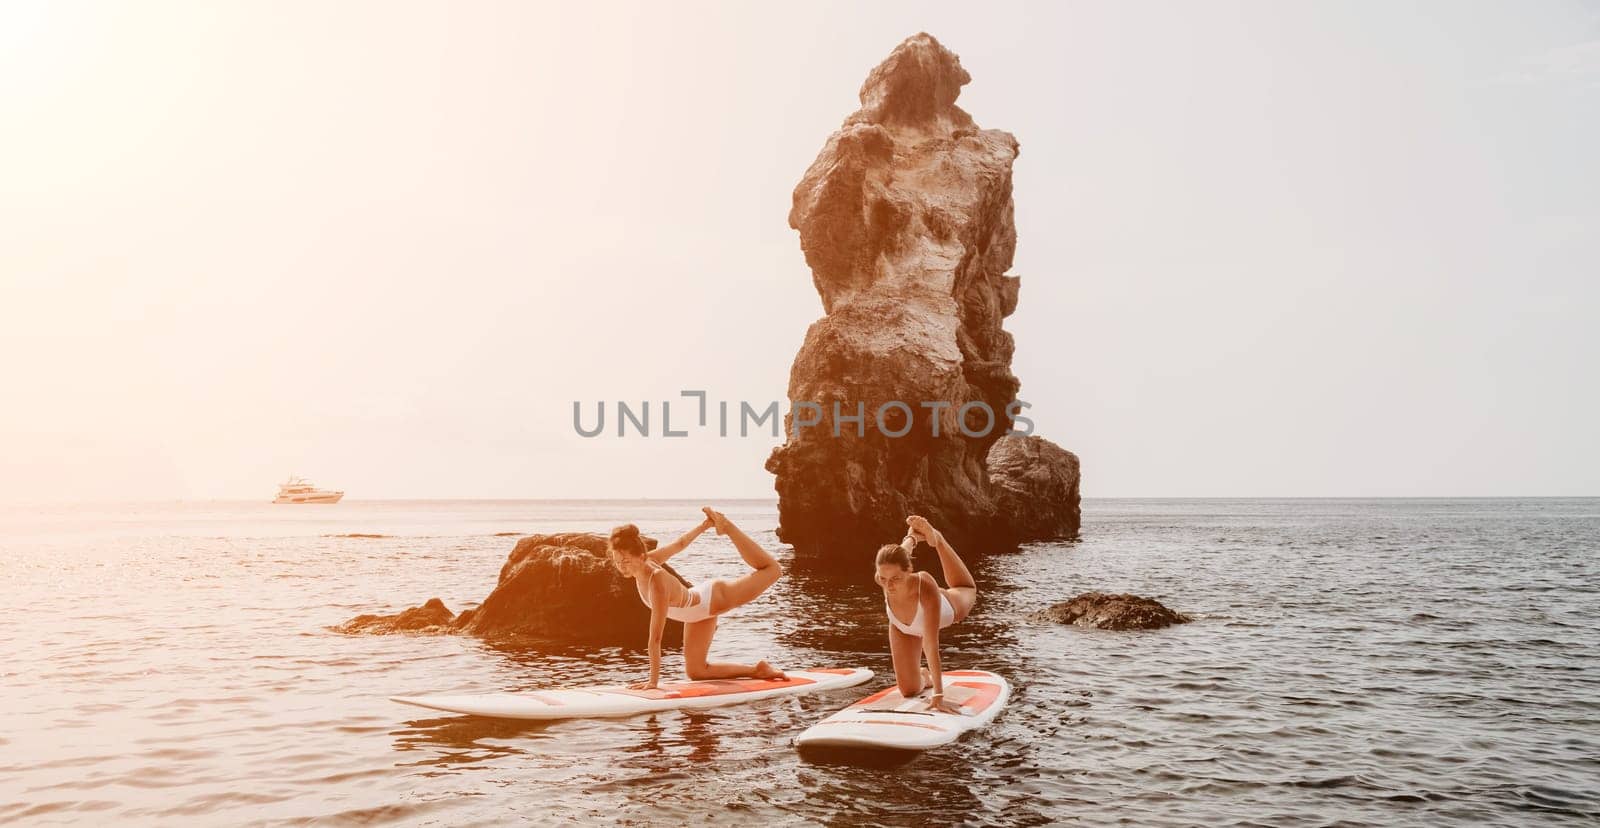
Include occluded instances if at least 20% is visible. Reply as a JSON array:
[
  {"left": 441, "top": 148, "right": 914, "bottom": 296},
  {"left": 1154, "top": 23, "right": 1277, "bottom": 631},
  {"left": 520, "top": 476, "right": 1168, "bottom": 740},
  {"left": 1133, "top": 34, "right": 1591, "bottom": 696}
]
[{"left": 1, "top": 498, "right": 1596, "bottom": 825}]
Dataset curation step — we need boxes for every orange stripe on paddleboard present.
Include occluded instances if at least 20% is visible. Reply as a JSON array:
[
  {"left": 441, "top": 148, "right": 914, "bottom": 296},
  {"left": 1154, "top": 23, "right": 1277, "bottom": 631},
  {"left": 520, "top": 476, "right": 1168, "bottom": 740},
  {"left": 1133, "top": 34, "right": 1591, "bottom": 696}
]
[
  {"left": 667, "top": 677, "right": 816, "bottom": 698},
  {"left": 951, "top": 681, "right": 1001, "bottom": 713},
  {"left": 852, "top": 686, "right": 901, "bottom": 707}
]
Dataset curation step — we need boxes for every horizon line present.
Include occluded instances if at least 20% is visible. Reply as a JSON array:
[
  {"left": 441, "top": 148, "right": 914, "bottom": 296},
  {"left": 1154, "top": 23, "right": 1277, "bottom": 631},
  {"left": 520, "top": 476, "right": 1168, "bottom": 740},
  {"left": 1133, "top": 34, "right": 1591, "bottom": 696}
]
[{"left": 4, "top": 494, "right": 1598, "bottom": 506}]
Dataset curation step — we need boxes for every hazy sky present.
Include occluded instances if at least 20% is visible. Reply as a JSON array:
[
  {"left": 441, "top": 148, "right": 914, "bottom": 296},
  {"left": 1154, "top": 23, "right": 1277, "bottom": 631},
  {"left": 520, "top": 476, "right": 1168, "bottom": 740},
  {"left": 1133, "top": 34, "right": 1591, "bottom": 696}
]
[{"left": 2, "top": 1, "right": 1596, "bottom": 501}]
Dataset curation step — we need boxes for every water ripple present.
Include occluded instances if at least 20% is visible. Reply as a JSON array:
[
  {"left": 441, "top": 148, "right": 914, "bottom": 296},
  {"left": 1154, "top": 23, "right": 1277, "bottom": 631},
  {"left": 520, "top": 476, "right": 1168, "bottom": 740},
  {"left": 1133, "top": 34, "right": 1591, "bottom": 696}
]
[{"left": 1, "top": 498, "right": 1597, "bottom": 825}]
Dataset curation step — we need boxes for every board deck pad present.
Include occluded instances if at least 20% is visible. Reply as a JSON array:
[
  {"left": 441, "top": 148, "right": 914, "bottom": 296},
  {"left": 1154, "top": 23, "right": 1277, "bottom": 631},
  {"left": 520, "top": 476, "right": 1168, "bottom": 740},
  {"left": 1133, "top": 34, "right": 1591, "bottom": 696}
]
[
  {"left": 392, "top": 667, "right": 872, "bottom": 721},
  {"left": 794, "top": 669, "right": 1010, "bottom": 751},
  {"left": 859, "top": 683, "right": 978, "bottom": 711}
]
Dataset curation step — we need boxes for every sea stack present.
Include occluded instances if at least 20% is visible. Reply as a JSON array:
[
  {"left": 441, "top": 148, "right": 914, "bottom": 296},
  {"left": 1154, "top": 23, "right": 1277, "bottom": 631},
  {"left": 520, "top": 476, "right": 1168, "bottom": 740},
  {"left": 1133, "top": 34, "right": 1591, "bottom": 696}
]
[{"left": 767, "top": 33, "right": 1081, "bottom": 558}]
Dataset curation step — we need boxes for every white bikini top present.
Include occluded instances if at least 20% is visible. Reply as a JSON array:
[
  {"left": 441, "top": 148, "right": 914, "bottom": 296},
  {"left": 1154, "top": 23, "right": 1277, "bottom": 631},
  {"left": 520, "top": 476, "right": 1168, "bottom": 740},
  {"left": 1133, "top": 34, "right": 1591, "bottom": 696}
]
[
  {"left": 886, "top": 582, "right": 955, "bottom": 636},
  {"left": 635, "top": 567, "right": 704, "bottom": 619}
]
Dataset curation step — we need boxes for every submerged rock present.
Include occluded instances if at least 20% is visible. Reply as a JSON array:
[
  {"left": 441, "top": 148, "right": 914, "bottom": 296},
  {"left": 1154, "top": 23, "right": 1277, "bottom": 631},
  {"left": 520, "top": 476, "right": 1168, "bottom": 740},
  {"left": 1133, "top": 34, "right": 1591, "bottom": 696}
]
[
  {"left": 1031, "top": 592, "right": 1191, "bottom": 631},
  {"left": 766, "top": 32, "right": 1080, "bottom": 558},
  {"left": 334, "top": 532, "right": 685, "bottom": 647},
  {"left": 334, "top": 597, "right": 456, "bottom": 635}
]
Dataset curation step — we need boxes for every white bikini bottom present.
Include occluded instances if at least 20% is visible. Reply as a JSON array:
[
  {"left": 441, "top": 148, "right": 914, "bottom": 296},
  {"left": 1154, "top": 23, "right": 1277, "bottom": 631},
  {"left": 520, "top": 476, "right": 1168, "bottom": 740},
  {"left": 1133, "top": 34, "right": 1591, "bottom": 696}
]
[{"left": 665, "top": 579, "right": 719, "bottom": 624}]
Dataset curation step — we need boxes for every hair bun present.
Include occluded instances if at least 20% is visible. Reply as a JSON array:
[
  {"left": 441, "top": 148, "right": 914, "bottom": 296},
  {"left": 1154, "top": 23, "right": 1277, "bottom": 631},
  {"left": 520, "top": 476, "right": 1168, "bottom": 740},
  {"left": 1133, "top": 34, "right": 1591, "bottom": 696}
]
[{"left": 609, "top": 523, "right": 647, "bottom": 557}]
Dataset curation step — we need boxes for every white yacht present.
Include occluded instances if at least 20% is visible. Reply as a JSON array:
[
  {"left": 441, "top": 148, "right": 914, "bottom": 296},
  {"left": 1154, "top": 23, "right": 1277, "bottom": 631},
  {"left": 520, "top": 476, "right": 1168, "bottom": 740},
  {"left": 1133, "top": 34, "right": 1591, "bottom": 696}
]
[{"left": 273, "top": 476, "right": 344, "bottom": 504}]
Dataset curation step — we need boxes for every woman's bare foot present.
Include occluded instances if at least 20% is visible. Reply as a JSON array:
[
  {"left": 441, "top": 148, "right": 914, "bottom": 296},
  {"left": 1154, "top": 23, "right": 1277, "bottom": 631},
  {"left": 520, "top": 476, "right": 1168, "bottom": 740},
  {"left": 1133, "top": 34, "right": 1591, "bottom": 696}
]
[
  {"left": 702, "top": 506, "right": 730, "bottom": 535},
  {"left": 920, "top": 666, "right": 933, "bottom": 693},
  {"left": 753, "top": 660, "right": 787, "bottom": 681}
]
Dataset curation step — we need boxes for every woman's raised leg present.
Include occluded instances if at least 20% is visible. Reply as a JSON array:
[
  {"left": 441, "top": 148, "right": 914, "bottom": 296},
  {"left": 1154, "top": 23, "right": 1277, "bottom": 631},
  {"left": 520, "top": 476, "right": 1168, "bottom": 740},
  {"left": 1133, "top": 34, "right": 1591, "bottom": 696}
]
[
  {"left": 704, "top": 513, "right": 782, "bottom": 616},
  {"left": 923, "top": 524, "right": 977, "bottom": 622}
]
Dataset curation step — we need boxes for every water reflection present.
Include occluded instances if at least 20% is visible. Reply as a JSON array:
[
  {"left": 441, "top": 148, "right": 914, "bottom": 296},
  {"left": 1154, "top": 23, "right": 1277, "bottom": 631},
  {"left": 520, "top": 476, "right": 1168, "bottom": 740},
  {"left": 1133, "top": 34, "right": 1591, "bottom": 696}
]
[
  {"left": 796, "top": 744, "right": 918, "bottom": 768},
  {"left": 390, "top": 715, "right": 543, "bottom": 766},
  {"left": 623, "top": 711, "right": 724, "bottom": 768},
  {"left": 793, "top": 747, "right": 1001, "bottom": 823}
]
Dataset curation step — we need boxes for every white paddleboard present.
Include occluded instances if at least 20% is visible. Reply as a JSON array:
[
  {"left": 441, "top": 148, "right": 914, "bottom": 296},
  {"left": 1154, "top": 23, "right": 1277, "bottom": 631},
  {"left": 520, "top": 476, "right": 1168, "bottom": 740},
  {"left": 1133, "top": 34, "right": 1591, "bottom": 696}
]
[
  {"left": 392, "top": 667, "right": 872, "bottom": 721},
  {"left": 794, "top": 669, "right": 1010, "bottom": 751}
]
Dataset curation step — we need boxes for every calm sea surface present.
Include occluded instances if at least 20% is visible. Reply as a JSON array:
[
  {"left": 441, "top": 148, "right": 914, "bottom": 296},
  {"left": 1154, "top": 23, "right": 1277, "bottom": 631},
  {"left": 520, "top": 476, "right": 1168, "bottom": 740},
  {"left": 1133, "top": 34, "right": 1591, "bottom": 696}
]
[{"left": 1, "top": 498, "right": 1597, "bottom": 826}]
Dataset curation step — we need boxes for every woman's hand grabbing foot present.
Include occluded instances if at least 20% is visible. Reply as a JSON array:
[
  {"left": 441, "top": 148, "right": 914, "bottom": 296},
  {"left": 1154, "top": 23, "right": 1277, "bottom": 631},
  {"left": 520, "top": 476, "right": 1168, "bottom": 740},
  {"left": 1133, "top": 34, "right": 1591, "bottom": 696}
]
[
  {"left": 906, "top": 515, "right": 939, "bottom": 545},
  {"left": 702, "top": 507, "right": 731, "bottom": 535}
]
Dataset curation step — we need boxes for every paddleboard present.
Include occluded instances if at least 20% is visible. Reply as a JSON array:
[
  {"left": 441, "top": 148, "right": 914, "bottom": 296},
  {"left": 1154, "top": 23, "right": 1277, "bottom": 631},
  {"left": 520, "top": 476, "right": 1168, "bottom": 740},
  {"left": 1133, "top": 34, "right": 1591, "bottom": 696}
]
[
  {"left": 793, "top": 669, "right": 1010, "bottom": 751},
  {"left": 392, "top": 667, "right": 872, "bottom": 720}
]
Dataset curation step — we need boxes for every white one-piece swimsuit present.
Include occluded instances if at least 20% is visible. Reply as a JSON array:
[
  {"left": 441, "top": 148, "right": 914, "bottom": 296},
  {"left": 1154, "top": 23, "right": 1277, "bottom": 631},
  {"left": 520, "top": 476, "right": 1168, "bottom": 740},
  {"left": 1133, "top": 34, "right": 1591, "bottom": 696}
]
[{"left": 636, "top": 569, "right": 718, "bottom": 624}]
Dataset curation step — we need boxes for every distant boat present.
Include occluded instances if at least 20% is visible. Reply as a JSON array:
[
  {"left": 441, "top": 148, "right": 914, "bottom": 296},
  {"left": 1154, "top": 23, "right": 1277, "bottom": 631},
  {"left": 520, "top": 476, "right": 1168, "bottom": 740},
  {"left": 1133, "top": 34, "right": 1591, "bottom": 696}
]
[{"left": 273, "top": 476, "right": 344, "bottom": 504}]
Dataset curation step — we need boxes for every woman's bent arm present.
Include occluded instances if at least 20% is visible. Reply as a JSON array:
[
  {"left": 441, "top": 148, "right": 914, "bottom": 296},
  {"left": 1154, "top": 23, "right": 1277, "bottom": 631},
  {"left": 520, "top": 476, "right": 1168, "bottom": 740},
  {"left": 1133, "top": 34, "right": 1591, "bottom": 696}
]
[{"left": 647, "top": 517, "right": 713, "bottom": 564}]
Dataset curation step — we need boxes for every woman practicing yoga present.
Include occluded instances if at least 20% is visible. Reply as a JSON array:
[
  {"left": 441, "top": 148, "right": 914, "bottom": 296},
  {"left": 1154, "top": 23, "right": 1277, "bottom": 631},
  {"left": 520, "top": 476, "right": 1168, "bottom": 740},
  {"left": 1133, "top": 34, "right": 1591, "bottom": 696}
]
[
  {"left": 876, "top": 514, "right": 978, "bottom": 713},
  {"left": 609, "top": 507, "right": 785, "bottom": 690}
]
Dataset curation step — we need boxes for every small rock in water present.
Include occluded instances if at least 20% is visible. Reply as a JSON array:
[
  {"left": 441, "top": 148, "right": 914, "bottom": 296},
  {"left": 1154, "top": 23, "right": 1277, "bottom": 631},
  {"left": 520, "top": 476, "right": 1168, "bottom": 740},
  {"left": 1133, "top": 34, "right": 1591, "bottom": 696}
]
[
  {"left": 334, "top": 597, "right": 456, "bottom": 634},
  {"left": 1030, "top": 592, "right": 1191, "bottom": 630}
]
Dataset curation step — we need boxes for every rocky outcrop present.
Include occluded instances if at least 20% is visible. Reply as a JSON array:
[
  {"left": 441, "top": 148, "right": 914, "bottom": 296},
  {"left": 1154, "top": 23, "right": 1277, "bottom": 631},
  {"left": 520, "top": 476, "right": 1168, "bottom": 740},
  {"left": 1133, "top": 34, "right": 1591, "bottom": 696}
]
[
  {"left": 333, "top": 532, "right": 685, "bottom": 647},
  {"left": 1030, "top": 593, "right": 1191, "bottom": 630},
  {"left": 766, "top": 32, "right": 1080, "bottom": 557},
  {"left": 988, "top": 436, "right": 1081, "bottom": 542},
  {"left": 455, "top": 533, "right": 684, "bottom": 646}
]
